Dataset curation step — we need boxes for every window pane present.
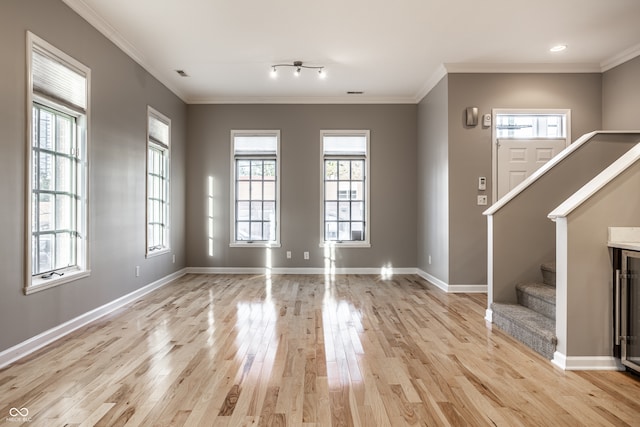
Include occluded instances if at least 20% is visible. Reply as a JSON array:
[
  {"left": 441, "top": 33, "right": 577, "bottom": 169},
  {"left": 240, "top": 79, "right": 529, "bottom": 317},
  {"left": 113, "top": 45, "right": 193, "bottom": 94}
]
[
  {"left": 237, "top": 222, "right": 250, "bottom": 240},
  {"left": 251, "top": 161, "right": 263, "bottom": 179},
  {"left": 38, "top": 109, "right": 54, "bottom": 150},
  {"left": 325, "top": 202, "right": 337, "bottom": 221},
  {"left": 496, "top": 114, "right": 566, "bottom": 139},
  {"left": 338, "top": 222, "right": 350, "bottom": 241},
  {"left": 55, "top": 232, "right": 72, "bottom": 269},
  {"left": 338, "top": 161, "right": 350, "bottom": 180},
  {"left": 325, "top": 181, "right": 338, "bottom": 201},
  {"left": 237, "top": 182, "right": 250, "bottom": 200},
  {"left": 351, "top": 161, "right": 364, "bottom": 180},
  {"left": 325, "top": 160, "right": 338, "bottom": 180},
  {"left": 38, "top": 234, "right": 53, "bottom": 273},
  {"left": 56, "top": 194, "right": 71, "bottom": 230},
  {"left": 338, "top": 181, "right": 351, "bottom": 200},
  {"left": 237, "top": 160, "right": 250, "bottom": 179},
  {"left": 263, "top": 222, "right": 273, "bottom": 241},
  {"left": 250, "top": 201, "right": 263, "bottom": 220},
  {"left": 264, "top": 161, "right": 276, "bottom": 180},
  {"left": 263, "top": 181, "right": 276, "bottom": 201},
  {"left": 325, "top": 222, "right": 337, "bottom": 241},
  {"left": 250, "top": 222, "right": 263, "bottom": 240},
  {"left": 351, "top": 223, "right": 364, "bottom": 241},
  {"left": 338, "top": 202, "right": 350, "bottom": 220},
  {"left": 251, "top": 181, "right": 262, "bottom": 200},
  {"left": 263, "top": 201, "right": 275, "bottom": 220},
  {"left": 39, "top": 194, "right": 53, "bottom": 231},
  {"left": 351, "top": 202, "right": 364, "bottom": 220},
  {"left": 351, "top": 182, "right": 363, "bottom": 200},
  {"left": 237, "top": 201, "right": 250, "bottom": 220},
  {"left": 57, "top": 115, "right": 72, "bottom": 155},
  {"left": 56, "top": 156, "right": 71, "bottom": 192},
  {"left": 39, "top": 152, "right": 54, "bottom": 190}
]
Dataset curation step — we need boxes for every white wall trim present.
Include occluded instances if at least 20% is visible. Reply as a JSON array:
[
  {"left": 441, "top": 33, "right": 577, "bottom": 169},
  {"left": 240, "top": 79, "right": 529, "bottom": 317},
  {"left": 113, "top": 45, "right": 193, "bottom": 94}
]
[
  {"left": 0, "top": 268, "right": 187, "bottom": 369},
  {"left": 600, "top": 42, "right": 640, "bottom": 72},
  {"left": 186, "top": 267, "right": 418, "bottom": 275},
  {"left": 552, "top": 352, "right": 624, "bottom": 371},
  {"left": 415, "top": 269, "right": 487, "bottom": 293},
  {"left": 485, "top": 308, "right": 493, "bottom": 323}
]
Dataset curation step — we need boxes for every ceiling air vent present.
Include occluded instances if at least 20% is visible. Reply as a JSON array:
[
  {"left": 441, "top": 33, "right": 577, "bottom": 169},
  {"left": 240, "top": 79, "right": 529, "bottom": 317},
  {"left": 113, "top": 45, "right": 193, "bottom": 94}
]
[
  {"left": 347, "top": 91, "right": 364, "bottom": 95},
  {"left": 175, "top": 69, "right": 189, "bottom": 77}
]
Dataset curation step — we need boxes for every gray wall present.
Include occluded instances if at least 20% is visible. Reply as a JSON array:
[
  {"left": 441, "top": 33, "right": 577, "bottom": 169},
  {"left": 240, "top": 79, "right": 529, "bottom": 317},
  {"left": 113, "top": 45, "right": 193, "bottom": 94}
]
[
  {"left": 603, "top": 55, "right": 640, "bottom": 130},
  {"left": 0, "top": 0, "right": 187, "bottom": 352},
  {"left": 417, "top": 77, "right": 449, "bottom": 281},
  {"left": 445, "top": 73, "right": 602, "bottom": 285},
  {"left": 186, "top": 104, "right": 418, "bottom": 270}
]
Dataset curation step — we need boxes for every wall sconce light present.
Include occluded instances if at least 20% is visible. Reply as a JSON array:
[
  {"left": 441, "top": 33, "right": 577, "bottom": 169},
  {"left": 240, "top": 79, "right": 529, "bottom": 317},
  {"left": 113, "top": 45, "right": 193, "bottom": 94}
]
[{"left": 270, "top": 60, "right": 326, "bottom": 79}]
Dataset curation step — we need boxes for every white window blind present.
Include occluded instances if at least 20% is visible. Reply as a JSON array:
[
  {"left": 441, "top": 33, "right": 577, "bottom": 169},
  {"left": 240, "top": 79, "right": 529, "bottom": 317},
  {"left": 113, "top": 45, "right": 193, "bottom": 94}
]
[{"left": 32, "top": 47, "right": 87, "bottom": 112}]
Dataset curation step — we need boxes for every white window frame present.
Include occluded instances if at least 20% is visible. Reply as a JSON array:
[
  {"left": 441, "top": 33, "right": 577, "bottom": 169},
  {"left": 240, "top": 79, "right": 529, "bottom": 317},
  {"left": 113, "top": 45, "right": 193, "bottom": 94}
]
[
  {"left": 320, "top": 130, "right": 371, "bottom": 248},
  {"left": 230, "top": 130, "right": 281, "bottom": 248},
  {"left": 26, "top": 32, "right": 91, "bottom": 294},
  {"left": 146, "top": 106, "right": 171, "bottom": 257}
]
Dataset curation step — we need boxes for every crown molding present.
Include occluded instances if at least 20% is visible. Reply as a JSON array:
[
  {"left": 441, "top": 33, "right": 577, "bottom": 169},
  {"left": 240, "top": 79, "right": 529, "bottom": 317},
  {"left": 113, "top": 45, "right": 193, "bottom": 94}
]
[
  {"left": 443, "top": 62, "right": 602, "bottom": 74},
  {"left": 186, "top": 95, "right": 417, "bottom": 105},
  {"left": 413, "top": 64, "right": 448, "bottom": 103},
  {"left": 600, "top": 42, "right": 640, "bottom": 72},
  {"left": 61, "top": 0, "right": 188, "bottom": 102}
]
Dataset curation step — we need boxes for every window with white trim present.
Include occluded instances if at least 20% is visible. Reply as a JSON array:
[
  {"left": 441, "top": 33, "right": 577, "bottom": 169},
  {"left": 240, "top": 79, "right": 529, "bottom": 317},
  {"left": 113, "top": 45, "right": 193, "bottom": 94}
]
[
  {"left": 321, "top": 130, "right": 370, "bottom": 246},
  {"left": 231, "top": 131, "right": 280, "bottom": 246},
  {"left": 146, "top": 107, "right": 171, "bottom": 256},
  {"left": 27, "top": 32, "right": 90, "bottom": 293}
]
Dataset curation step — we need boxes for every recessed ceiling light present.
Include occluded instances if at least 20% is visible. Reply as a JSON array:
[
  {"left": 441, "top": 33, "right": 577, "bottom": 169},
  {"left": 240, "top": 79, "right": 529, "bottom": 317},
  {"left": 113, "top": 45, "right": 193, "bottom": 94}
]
[{"left": 550, "top": 45, "right": 567, "bottom": 52}]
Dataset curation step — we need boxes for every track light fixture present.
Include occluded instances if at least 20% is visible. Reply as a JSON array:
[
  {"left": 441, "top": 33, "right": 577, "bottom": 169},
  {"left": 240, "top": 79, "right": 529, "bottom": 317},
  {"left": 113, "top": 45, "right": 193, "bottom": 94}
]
[{"left": 270, "top": 60, "right": 326, "bottom": 79}]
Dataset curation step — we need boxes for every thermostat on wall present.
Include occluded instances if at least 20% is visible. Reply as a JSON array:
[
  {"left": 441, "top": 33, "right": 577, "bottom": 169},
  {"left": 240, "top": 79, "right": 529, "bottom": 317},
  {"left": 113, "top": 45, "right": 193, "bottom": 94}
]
[{"left": 483, "top": 114, "right": 492, "bottom": 127}]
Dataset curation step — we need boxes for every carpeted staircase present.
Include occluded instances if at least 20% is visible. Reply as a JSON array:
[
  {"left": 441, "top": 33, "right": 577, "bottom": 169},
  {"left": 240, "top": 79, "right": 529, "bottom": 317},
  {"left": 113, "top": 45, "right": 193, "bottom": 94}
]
[{"left": 491, "top": 262, "right": 557, "bottom": 359}]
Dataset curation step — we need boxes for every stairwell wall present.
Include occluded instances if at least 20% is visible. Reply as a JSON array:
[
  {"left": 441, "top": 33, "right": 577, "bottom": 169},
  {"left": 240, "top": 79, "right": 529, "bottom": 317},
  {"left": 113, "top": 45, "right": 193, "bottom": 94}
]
[{"left": 603, "top": 55, "right": 640, "bottom": 130}]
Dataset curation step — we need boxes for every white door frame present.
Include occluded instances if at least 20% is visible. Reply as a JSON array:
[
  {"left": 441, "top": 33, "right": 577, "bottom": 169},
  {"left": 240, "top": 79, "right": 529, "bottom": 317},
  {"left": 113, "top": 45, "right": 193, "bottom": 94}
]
[{"left": 491, "top": 108, "right": 571, "bottom": 203}]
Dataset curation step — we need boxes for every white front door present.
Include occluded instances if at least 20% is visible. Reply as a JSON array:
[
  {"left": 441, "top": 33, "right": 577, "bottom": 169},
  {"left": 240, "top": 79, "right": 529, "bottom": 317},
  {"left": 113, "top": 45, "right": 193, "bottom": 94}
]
[
  {"left": 496, "top": 138, "right": 567, "bottom": 199},
  {"left": 492, "top": 109, "right": 571, "bottom": 201}
]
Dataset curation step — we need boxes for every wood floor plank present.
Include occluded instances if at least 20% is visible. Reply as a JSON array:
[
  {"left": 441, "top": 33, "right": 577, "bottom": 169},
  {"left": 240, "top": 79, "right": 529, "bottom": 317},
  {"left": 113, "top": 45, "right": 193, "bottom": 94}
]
[{"left": 1, "top": 273, "right": 639, "bottom": 426}]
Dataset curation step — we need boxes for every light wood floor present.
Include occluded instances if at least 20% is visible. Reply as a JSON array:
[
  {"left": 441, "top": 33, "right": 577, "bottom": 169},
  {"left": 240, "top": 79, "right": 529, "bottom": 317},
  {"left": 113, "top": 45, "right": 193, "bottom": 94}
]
[{"left": 1, "top": 274, "right": 640, "bottom": 426}]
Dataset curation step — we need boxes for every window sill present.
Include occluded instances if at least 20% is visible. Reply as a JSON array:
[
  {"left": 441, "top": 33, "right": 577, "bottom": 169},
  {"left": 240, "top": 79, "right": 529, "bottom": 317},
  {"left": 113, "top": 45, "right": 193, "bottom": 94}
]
[
  {"left": 146, "top": 248, "right": 171, "bottom": 258},
  {"left": 25, "top": 269, "right": 91, "bottom": 295},
  {"left": 230, "top": 242, "right": 281, "bottom": 248},
  {"left": 319, "top": 242, "right": 371, "bottom": 248}
]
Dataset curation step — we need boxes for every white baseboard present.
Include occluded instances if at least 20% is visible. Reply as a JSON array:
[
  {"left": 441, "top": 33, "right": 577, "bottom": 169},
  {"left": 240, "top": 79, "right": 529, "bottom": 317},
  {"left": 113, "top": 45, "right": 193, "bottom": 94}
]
[
  {"left": 485, "top": 308, "right": 493, "bottom": 323},
  {"left": 186, "top": 267, "right": 418, "bottom": 275},
  {"left": 416, "top": 269, "right": 487, "bottom": 293},
  {"left": 0, "top": 268, "right": 187, "bottom": 369},
  {"left": 552, "top": 352, "right": 624, "bottom": 371}
]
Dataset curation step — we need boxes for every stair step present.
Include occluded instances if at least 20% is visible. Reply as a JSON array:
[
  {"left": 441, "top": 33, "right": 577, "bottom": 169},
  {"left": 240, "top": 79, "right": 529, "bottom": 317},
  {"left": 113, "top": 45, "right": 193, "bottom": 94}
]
[
  {"left": 516, "top": 282, "right": 556, "bottom": 320},
  {"left": 541, "top": 262, "right": 556, "bottom": 287},
  {"left": 491, "top": 303, "right": 557, "bottom": 359}
]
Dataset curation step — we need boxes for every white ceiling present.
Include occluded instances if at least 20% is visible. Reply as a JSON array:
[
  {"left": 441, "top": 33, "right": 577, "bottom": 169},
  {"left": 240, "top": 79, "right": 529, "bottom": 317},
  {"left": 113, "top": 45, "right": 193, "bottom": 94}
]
[{"left": 62, "top": 0, "right": 640, "bottom": 104}]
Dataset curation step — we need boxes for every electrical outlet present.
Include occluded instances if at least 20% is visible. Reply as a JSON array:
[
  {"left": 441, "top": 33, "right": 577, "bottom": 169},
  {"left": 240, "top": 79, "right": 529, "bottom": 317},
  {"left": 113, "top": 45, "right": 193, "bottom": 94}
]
[
  {"left": 286, "top": 251, "right": 292, "bottom": 259},
  {"left": 477, "top": 195, "right": 488, "bottom": 206},
  {"left": 428, "top": 255, "right": 432, "bottom": 265},
  {"left": 304, "top": 251, "right": 309, "bottom": 260},
  {"left": 135, "top": 266, "right": 140, "bottom": 277},
  {"left": 172, "top": 254, "right": 176, "bottom": 263}
]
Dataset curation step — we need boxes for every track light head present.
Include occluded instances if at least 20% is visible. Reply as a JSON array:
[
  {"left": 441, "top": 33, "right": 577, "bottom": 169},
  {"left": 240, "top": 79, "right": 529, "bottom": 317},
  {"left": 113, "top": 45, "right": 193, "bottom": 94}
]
[{"left": 270, "top": 60, "right": 326, "bottom": 79}]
